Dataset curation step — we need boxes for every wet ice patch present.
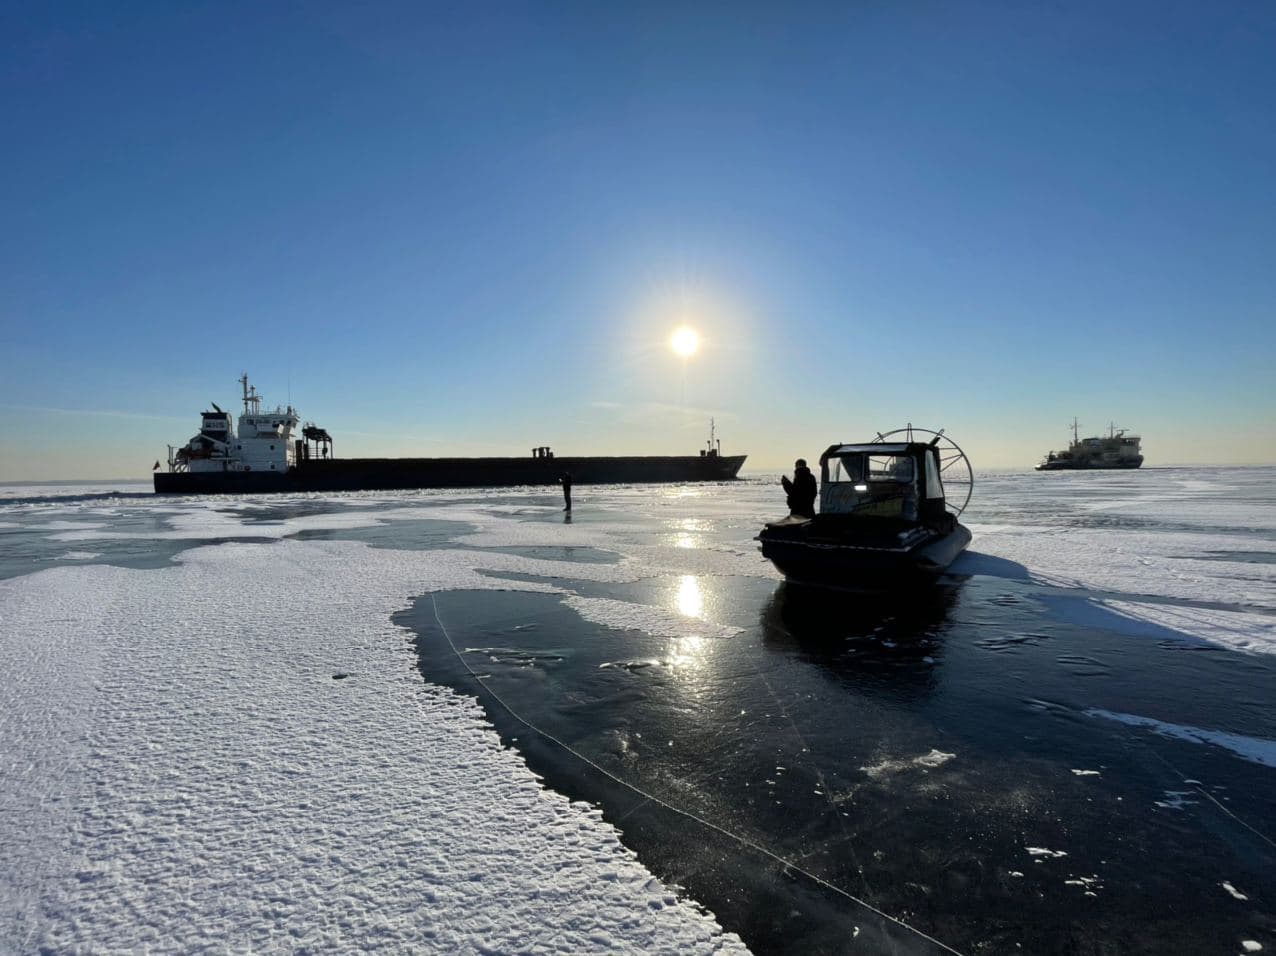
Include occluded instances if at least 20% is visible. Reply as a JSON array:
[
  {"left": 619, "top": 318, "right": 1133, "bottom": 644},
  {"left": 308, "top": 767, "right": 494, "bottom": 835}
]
[
  {"left": 860, "top": 749, "right": 955, "bottom": 778},
  {"left": 35, "top": 520, "right": 108, "bottom": 531},
  {"left": 1087, "top": 709, "right": 1276, "bottom": 769}
]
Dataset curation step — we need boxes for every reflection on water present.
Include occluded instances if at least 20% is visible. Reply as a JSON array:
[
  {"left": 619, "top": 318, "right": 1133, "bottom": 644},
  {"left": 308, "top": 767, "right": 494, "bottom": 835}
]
[
  {"left": 760, "top": 581, "right": 962, "bottom": 702},
  {"left": 762, "top": 581, "right": 960, "bottom": 645}
]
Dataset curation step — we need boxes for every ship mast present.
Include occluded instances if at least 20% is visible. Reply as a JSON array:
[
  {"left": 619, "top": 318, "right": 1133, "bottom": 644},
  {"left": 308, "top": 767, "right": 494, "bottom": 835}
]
[
  {"left": 240, "top": 373, "right": 261, "bottom": 416},
  {"left": 1071, "top": 417, "right": 1079, "bottom": 445}
]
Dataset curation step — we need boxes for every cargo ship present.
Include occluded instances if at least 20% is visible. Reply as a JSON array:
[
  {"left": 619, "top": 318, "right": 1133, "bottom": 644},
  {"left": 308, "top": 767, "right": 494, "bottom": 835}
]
[
  {"left": 1035, "top": 419, "right": 1143, "bottom": 470},
  {"left": 154, "top": 376, "right": 746, "bottom": 494}
]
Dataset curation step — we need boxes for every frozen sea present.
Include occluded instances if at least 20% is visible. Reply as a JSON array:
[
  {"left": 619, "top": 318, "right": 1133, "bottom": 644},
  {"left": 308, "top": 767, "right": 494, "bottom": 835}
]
[{"left": 1, "top": 468, "right": 1273, "bottom": 954}]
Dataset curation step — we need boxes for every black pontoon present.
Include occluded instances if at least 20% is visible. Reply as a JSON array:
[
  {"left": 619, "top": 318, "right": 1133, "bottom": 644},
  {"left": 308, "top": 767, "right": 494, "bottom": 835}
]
[{"left": 757, "top": 426, "right": 973, "bottom": 587}]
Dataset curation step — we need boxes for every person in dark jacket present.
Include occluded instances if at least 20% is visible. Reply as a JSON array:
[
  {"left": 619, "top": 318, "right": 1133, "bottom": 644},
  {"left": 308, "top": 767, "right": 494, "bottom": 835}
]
[
  {"left": 561, "top": 472, "right": 573, "bottom": 511},
  {"left": 781, "top": 459, "right": 817, "bottom": 518}
]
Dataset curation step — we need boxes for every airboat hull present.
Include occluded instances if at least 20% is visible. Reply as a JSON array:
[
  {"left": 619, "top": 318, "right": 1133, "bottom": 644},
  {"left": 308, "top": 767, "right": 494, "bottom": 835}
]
[{"left": 758, "top": 522, "right": 972, "bottom": 588}]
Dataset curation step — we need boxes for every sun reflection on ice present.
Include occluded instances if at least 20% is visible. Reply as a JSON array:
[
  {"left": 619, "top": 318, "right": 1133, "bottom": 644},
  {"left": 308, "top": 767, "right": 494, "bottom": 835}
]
[
  {"left": 669, "top": 518, "right": 710, "bottom": 549},
  {"left": 668, "top": 634, "right": 707, "bottom": 672},
  {"left": 677, "top": 575, "right": 704, "bottom": 618}
]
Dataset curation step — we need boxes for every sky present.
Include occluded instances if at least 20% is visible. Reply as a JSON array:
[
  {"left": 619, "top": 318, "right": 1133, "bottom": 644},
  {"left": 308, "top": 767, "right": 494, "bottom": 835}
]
[{"left": 2, "top": 0, "right": 1274, "bottom": 480}]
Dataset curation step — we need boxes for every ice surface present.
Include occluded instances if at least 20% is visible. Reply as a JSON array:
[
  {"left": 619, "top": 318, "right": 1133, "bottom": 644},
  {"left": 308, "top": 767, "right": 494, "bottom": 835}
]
[
  {"left": 1097, "top": 600, "right": 1276, "bottom": 657},
  {"left": 961, "top": 469, "right": 1276, "bottom": 656},
  {"left": 1087, "top": 709, "right": 1276, "bottom": 769},
  {"left": 0, "top": 538, "right": 747, "bottom": 952},
  {"left": 4, "top": 469, "right": 1275, "bottom": 951}
]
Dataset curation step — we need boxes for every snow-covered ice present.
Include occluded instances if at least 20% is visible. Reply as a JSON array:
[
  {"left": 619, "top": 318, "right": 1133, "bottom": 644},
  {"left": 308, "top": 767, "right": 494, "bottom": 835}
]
[{"left": 0, "top": 533, "right": 748, "bottom": 952}]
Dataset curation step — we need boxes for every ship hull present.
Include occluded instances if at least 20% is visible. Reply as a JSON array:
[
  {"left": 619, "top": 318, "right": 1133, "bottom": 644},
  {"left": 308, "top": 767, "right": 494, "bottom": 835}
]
[
  {"left": 1034, "top": 457, "right": 1143, "bottom": 471},
  {"left": 154, "top": 454, "right": 747, "bottom": 495}
]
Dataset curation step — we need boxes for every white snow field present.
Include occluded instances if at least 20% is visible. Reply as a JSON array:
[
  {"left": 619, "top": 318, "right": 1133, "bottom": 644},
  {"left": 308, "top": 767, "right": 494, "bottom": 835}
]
[{"left": 1, "top": 467, "right": 1273, "bottom": 951}]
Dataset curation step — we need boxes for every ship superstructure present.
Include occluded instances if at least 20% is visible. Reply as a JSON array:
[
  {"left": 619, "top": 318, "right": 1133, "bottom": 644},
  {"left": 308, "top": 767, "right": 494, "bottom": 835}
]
[
  {"left": 168, "top": 375, "right": 301, "bottom": 477},
  {"left": 157, "top": 376, "right": 746, "bottom": 494},
  {"left": 1036, "top": 420, "right": 1143, "bottom": 470}
]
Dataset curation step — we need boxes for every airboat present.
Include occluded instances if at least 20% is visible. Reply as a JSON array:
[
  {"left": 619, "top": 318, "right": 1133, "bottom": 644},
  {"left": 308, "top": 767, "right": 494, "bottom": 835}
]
[{"left": 757, "top": 426, "right": 973, "bottom": 587}]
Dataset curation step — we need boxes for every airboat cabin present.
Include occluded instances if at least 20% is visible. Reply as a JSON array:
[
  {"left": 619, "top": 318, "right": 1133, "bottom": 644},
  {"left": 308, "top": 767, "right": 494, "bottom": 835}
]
[{"left": 818, "top": 442, "right": 953, "bottom": 527}]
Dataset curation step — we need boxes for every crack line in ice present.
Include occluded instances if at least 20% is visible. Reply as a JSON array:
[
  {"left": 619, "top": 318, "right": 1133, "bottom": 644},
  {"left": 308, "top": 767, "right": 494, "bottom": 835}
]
[
  {"left": 1085, "top": 709, "right": 1276, "bottom": 851},
  {"left": 427, "top": 592, "right": 968, "bottom": 956},
  {"left": 750, "top": 655, "right": 873, "bottom": 899}
]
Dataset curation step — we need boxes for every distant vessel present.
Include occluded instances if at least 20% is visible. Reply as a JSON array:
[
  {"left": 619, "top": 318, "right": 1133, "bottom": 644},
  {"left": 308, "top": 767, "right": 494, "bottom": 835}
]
[
  {"left": 756, "top": 426, "right": 973, "bottom": 587},
  {"left": 154, "top": 375, "right": 746, "bottom": 494},
  {"left": 1035, "top": 420, "right": 1143, "bottom": 471}
]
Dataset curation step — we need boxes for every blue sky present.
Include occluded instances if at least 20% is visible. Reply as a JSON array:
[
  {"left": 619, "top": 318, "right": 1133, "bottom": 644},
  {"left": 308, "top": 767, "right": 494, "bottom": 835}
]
[{"left": 2, "top": 1, "right": 1274, "bottom": 479}]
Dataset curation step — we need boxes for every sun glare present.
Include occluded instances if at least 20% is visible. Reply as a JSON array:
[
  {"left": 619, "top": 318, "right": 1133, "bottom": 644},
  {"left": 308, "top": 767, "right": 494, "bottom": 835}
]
[{"left": 670, "top": 326, "right": 699, "bottom": 358}]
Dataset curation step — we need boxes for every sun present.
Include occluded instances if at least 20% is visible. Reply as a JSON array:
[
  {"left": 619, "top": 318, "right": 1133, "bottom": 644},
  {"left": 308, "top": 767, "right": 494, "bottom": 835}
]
[{"left": 670, "top": 326, "right": 699, "bottom": 358}]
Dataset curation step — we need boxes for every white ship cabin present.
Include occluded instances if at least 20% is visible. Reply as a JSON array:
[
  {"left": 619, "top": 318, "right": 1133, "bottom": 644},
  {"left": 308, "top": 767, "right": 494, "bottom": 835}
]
[
  {"left": 170, "top": 375, "right": 300, "bottom": 474},
  {"left": 818, "top": 443, "right": 949, "bottom": 525}
]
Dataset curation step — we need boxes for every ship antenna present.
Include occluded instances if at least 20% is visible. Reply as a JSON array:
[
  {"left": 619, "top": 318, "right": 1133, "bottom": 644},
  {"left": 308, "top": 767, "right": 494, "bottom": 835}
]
[{"left": 1071, "top": 417, "right": 1079, "bottom": 444}]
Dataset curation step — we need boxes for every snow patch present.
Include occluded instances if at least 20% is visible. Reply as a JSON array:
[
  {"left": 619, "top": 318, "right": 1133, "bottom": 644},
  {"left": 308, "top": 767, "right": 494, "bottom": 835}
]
[{"left": 861, "top": 749, "right": 955, "bottom": 778}]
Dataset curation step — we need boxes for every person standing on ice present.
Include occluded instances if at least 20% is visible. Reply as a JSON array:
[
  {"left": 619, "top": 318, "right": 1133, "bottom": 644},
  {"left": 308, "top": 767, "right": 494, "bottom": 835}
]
[
  {"left": 560, "top": 472, "right": 573, "bottom": 511},
  {"left": 781, "top": 459, "right": 817, "bottom": 518}
]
